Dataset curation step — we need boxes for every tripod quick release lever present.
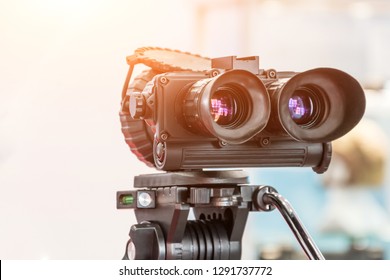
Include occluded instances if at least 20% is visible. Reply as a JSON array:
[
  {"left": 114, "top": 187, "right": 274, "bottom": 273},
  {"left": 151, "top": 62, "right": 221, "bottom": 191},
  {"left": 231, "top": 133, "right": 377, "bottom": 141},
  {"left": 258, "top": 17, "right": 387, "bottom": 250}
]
[{"left": 254, "top": 186, "right": 325, "bottom": 260}]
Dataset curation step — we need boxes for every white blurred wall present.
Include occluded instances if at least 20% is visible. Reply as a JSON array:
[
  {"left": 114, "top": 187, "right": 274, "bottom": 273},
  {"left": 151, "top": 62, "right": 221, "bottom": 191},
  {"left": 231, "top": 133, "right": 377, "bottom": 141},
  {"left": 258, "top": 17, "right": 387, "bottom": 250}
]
[
  {"left": 195, "top": 0, "right": 390, "bottom": 84},
  {"left": 0, "top": 0, "right": 198, "bottom": 259}
]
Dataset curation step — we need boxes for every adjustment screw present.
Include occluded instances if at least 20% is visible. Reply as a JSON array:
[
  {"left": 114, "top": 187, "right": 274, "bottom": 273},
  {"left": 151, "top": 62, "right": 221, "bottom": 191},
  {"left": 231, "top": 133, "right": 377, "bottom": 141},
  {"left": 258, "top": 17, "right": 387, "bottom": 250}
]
[
  {"left": 261, "top": 138, "right": 270, "bottom": 146},
  {"left": 267, "top": 69, "right": 277, "bottom": 79},
  {"left": 219, "top": 140, "right": 227, "bottom": 147},
  {"left": 160, "top": 132, "right": 168, "bottom": 140},
  {"left": 211, "top": 70, "right": 219, "bottom": 77},
  {"left": 160, "top": 76, "right": 168, "bottom": 84}
]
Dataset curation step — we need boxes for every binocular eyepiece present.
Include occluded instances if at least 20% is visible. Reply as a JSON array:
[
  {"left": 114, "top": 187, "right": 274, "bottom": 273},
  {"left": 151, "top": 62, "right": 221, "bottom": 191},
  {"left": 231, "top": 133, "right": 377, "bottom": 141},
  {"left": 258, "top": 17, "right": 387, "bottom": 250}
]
[
  {"left": 183, "top": 69, "right": 270, "bottom": 145},
  {"left": 274, "top": 67, "right": 365, "bottom": 143},
  {"left": 181, "top": 65, "right": 365, "bottom": 145},
  {"left": 123, "top": 55, "right": 365, "bottom": 172}
]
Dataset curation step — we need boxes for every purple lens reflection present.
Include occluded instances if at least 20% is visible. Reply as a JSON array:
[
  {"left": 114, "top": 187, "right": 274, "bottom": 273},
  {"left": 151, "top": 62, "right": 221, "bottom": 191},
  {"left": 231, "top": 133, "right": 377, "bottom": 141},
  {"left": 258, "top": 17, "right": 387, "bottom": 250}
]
[
  {"left": 210, "top": 90, "right": 237, "bottom": 126},
  {"left": 288, "top": 93, "right": 314, "bottom": 125},
  {"left": 289, "top": 96, "right": 306, "bottom": 120}
]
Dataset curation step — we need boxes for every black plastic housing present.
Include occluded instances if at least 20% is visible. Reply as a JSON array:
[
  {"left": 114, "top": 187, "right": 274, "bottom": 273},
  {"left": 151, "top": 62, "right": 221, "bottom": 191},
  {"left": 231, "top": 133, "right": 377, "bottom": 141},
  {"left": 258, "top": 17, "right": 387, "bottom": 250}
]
[{"left": 127, "top": 56, "right": 365, "bottom": 172}]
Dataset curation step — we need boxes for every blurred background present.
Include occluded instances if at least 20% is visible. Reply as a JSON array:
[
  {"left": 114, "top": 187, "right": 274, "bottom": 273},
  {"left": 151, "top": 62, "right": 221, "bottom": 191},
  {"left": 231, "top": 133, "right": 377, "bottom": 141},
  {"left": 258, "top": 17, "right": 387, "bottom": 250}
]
[{"left": 1, "top": 0, "right": 390, "bottom": 259}]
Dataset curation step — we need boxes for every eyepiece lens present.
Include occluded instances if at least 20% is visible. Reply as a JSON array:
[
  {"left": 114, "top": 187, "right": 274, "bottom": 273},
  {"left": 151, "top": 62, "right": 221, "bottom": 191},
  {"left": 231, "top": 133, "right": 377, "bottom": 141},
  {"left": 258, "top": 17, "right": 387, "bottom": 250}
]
[
  {"left": 288, "top": 87, "right": 321, "bottom": 127},
  {"left": 289, "top": 95, "right": 313, "bottom": 120},
  {"left": 210, "top": 88, "right": 239, "bottom": 127},
  {"left": 184, "top": 69, "right": 270, "bottom": 144}
]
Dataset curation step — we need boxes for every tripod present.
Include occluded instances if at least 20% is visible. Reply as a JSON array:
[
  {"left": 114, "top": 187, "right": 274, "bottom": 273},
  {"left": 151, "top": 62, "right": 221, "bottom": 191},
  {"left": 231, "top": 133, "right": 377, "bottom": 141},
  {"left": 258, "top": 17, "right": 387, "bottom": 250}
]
[{"left": 117, "top": 170, "right": 324, "bottom": 260}]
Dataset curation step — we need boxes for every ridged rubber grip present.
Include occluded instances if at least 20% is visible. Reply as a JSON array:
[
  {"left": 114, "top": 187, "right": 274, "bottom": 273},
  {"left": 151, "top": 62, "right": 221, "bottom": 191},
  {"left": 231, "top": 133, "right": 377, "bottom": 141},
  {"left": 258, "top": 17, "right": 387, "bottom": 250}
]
[
  {"left": 120, "top": 47, "right": 211, "bottom": 168},
  {"left": 120, "top": 69, "right": 159, "bottom": 167}
]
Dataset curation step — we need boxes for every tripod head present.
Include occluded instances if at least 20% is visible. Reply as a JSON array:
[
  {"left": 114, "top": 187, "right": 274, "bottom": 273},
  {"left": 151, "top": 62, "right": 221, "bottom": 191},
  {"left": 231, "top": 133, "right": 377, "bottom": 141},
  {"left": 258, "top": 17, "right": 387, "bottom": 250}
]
[{"left": 117, "top": 170, "right": 323, "bottom": 260}]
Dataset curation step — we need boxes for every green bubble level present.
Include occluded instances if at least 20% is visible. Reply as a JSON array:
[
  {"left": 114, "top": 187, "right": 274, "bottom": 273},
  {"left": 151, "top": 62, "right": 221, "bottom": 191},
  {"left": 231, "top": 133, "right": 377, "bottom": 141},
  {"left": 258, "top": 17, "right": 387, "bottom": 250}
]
[{"left": 122, "top": 194, "right": 134, "bottom": 205}]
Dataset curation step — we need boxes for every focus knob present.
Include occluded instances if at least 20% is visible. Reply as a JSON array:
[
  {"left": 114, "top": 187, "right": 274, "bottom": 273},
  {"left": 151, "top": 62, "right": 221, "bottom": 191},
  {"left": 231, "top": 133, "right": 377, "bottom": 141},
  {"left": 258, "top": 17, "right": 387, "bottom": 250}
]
[{"left": 129, "top": 93, "right": 146, "bottom": 119}]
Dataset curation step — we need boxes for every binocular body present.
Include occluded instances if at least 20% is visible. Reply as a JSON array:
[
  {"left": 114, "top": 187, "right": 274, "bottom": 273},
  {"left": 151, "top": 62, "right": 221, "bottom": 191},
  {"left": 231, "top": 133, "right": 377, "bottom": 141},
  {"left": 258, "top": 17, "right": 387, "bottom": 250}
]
[{"left": 125, "top": 55, "right": 365, "bottom": 172}]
